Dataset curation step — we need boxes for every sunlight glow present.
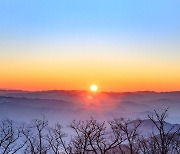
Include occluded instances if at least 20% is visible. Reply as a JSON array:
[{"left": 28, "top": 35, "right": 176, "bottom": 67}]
[{"left": 90, "top": 84, "right": 98, "bottom": 92}]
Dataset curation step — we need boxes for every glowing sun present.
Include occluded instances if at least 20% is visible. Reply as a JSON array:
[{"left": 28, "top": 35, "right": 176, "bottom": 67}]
[{"left": 90, "top": 84, "right": 98, "bottom": 92}]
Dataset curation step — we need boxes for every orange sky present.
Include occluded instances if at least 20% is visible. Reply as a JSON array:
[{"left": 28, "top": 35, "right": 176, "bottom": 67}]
[{"left": 1, "top": 40, "right": 180, "bottom": 92}]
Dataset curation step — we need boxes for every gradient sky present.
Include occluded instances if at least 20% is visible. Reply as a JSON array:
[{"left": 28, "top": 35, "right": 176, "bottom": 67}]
[{"left": 0, "top": 0, "right": 180, "bottom": 91}]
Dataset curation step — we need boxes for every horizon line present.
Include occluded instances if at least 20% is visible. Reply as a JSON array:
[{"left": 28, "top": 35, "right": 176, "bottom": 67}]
[{"left": 0, "top": 88, "right": 180, "bottom": 93}]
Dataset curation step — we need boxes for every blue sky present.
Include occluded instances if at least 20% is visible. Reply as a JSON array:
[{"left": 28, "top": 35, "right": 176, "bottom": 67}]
[{"left": 0, "top": 0, "right": 180, "bottom": 41}]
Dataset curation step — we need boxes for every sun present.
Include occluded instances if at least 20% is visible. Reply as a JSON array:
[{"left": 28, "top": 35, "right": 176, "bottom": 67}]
[{"left": 90, "top": 84, "right": 98, "bottom": 92}]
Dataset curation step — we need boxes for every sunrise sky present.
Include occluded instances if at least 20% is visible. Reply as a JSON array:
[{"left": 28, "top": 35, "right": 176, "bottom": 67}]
[{"left": 0, "top": 0, "right": 180, "bottom": 92}]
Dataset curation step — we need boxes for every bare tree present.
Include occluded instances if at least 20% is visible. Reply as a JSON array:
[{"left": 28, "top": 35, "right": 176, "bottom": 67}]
[
  {"left": 22, "top": 117, "right": 50, "bottom": 154},
  {"left": 47, "top": 123, "right": 70, "bottom": 154},
  {"left": 109, "top": 118, "right": 141, "bottom": 154},
  {"left": 0, "top": 119, "right": 25, "bottom": 154},
  {"left": 68, "top": 117, "right": 123, "bottom": 154},
  {"left": 171, "top": 132, "right": 180, "bottom": 153},
  {"left": 0, "top": 109, "right": 179, "bottom": 154},
  {"left": 139, "top": 109, "right": 180, "bottom": 154}
]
